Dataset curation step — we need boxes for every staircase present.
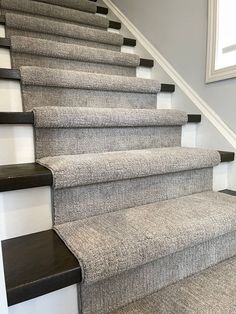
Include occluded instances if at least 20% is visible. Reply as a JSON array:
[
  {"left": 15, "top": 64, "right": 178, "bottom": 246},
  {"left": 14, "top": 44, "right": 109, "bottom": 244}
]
[{"left": 0, "top": 0, "right": 236, "bottom": 313}]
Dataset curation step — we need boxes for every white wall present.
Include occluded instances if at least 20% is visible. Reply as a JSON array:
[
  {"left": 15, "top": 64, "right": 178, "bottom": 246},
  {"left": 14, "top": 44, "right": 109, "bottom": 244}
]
[{"left": 110, "top": 0, "right": 236, "bottom": 135}]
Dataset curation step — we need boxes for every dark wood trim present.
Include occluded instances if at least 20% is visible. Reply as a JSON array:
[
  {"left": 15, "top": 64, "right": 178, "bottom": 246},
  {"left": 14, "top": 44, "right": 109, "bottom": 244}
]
[
  {"left": 0, "top": 38, "right": 11, "bottom": 48},
  {"left": 0, "top": 112, "right": 34, "bottom": 124},
  {"left": 96, "top": 6, "right": 108, "bottom": 14},
  {"left": 2, "top": 230, "right": 81, "bottom": 306},
  {"left": 187, "top": 114, "right": 201, "bottom": 123},
  {"left": 0, "top": 163, "right": 53, "bottom": 192},
  {"left": 0, "top": 15, "right": 5, "bottom": 25},
  {"left": 139, "top": 58, "right": 154, "bottom": 68},
  {"left": 109, "top": 20, "right": 121, "bottom": 30},
  {"left": 123, "top": 37, "right": 136, "bottom": 47},
  {"left": 160, "top": 84, "right": 175, "bottom": 93},
  {"left": 0, "top": 68, "right": 21, "bottom": 80},
  {"left": 218, "top": 151, "right": 235, "bottom": 162},
  {"left": 220, "top": 189, "right": 236, "bottom": 196}
]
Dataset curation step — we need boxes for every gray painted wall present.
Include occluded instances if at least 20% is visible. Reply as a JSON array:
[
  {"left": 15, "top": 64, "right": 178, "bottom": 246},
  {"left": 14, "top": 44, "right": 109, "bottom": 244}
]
[{"left": 111, "top": 0, "right": 236, "bottom": 133}]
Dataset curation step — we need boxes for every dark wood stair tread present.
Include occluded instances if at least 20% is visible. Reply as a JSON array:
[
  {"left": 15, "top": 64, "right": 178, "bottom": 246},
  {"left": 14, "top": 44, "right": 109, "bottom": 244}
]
[
  {"left": 0, "top": 163, "right": 52, "bottom": 192},
  {"left": 218, "top": 151, "right": 235, "bottom": 162},
  {"left": 0, "top": 112, "right": 201, "bottom": 125},
  {"left": 96, "top": 6, "right": 108, "bottom": 15},
  {"left": 2, "top": 230, "right": 81, "bottom": 306},
  {"left": 220, "top": 189, "right": 236, "bottom": 196}
]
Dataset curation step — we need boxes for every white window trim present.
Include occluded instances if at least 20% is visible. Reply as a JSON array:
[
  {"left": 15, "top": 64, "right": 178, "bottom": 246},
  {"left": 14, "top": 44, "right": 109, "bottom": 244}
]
[{"left": 206, "top": 0, "right": 236, "bottom": 83}]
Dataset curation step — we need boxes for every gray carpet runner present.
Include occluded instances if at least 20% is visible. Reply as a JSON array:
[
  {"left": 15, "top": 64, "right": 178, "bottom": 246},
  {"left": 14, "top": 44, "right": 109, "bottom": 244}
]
[
  {"left": 33, "top": 107, "right": 187, "bottom": 157},
  {"left": 5, "top": 13, "right": 123, "bottom": 50},
  {"left": 20, "top": 66, "right": 161, "bottom": 110},
  {"left": 111, "top": 255, "right": 236, "bottom": 314},
  {"left": 1, "top": 0, "right": 109, "bottom": 29},
  {"left": 10, "top": 36, "right": 140, "bottom": 76},
  {"left": 32, "top": 0, "right": 97, "bottom": 14},
  {"left": 4, "top": 0, "right": 236, "bottom": 313}
]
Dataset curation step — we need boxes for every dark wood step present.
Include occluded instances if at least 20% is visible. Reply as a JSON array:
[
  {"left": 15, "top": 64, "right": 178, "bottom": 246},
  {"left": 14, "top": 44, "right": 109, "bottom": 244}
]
[
  {"left": 220, "top": 189, "right": 236, "bottom": 196},
  {"left": 2, "top": 230, "right": 81, "bottom": 306},
  {"left": 0, "top": 112, "right": 202, "bottom": 125},
  {"left": 0, "top": 38, "right": 10, "bottom": 48},
  {"left": 96, "top": 6, "right": 108, "bottom": 15},
  {"left": 0, "top": 15, "right": 5, "bottom": 25},
  {"left": 0, "top": 163, "right": 53, "bottom": 192},
  {"left": 0, "top": 68, "right": 21, "bottom": 80},
  {"left": 160, "top": 84, "right": 175, "bottom": 93},
  {"left": 109, "top": 20, "right": 121, "bottom": 30},
  {"left": 219, "top": 151, "right": 235, "bottom": 162},
  {"left": 139, "top": 58, "right": 154, "bottom": 68},
  {"left": 123, "top": 37, "right": 136, "bottom": 47}
]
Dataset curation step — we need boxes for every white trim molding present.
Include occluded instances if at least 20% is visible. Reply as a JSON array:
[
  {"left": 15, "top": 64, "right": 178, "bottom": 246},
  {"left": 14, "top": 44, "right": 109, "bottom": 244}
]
[
  {"left": 206, "top": 0, "right": 236, "bottom": 83},
  {"left": 103, "top": 0, "right": 236, "bottom": 150}
]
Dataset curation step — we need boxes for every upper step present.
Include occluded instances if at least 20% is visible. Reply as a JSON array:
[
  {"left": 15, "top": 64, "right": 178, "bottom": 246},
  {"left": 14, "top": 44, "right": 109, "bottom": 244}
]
[
  {"left": 33, "top": 107, "right": 187, "bottom": 157},
  {"left": 9, "top": 36, "right": 141, "bottom": 77},
  {"left": 38, "top": 147, "right": 220, "bottom": 189},
  {"left": 111, "top": 255, "right": 236, "bottom": 314},
  {"left": 19, "top": 66, "right": 170, "bottom": 110},
  {"left": 55, "top": 191, "right": 236, "bottom": 284},
  {"left": 4, "top": 13, "right": 124, "bottom": 51},
  {"left": 1, "top": 0, "right": 109, "bottom": 29},
  {"left": 32, "top": 0, "right": 98, "bottom": 14}
]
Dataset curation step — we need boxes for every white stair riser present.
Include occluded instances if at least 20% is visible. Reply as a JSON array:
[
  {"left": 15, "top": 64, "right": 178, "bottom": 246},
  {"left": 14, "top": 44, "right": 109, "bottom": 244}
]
[
  {"left": 0, "top": 81, "right": 22, "bottom": 112},
  {"left": 0, "top": 187, "right": 52, "bottom": 240},
  {"left": 181, "top": 123, "right": 197, "bottom": 147},
  {"left": 0, "top": 25, "right": 5, "bottom": 37},
  {"left": 0, "top": 125, "right": 35, "bottom": 165},
  {"left": 9, "top": 285, "right": 79, "bottom": 314},
  {"left": 0, "top": 48, "right": 11, "bottom": 68},
  {"left": 213, "top": 163, "right": 229, "bottom": 191}
]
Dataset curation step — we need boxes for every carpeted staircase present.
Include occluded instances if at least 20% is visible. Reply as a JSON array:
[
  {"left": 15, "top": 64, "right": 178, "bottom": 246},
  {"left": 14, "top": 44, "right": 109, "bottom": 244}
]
[{"left": 2, "top": 0, "right": 236, "bottom": 313}]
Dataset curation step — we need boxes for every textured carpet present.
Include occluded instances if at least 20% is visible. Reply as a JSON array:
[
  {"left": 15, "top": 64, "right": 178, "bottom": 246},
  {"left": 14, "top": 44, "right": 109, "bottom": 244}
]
[
  {"left": 10, "top": 36, "right": 140, "bottom": 76},
  {"left": 55, "top": 191, "right": 236, "bottom": 285},
  {"left": 20, "top": 66, "right": 161, "bottom": 110},
  {"left": 33, "top": 107, "right": 187, "bottom": 157},
  {"left": 6, "top": 2, "right": 236, "bottom": 313},
  {"left": 1, "top": 0, "right": 109, "bottom": 29},
  {"left": 32, "top": 0, "right": 97, "bottom": 13},
  {"left": 5, "top": 13, "right": 123, "bottom": 50},
  {"left": 111, "top": 255, "right": 236, "bottom": 314}
]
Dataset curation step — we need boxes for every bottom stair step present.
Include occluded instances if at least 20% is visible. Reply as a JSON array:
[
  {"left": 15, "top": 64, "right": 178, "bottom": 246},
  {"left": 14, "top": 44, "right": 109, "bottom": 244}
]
[
  {"left": 2, "top": 230, "right": 81, "bottom": 306},
  {"left": 111, "top": 256, "right": 236, "bottom": 314}
]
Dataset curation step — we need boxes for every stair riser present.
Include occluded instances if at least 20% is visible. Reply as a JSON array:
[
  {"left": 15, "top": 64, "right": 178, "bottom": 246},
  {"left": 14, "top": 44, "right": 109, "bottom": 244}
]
[
  {"left": 81, "top": 230, "right": 236, "bottom": 314},
  {"left": 53, "top": 168, "right": 213, "bottom": 224},
  {"left": 0, "top": 187, "right": 52, "bottom": 240},
  {"left": 6, "top": 29, "right": 122, "bottom": 52},
  {"left": 12, "top": 53, "right": 137, "bottom": 77},
  {"left": 22, "top": 87, "right": 157, "bottom": 111},
  {"left": 35, "top": 126, "right": 182, "bottom": 158}
]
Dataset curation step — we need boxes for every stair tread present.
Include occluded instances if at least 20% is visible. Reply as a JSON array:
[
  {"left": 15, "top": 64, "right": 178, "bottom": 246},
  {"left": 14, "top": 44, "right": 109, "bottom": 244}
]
[
  {"left": 111, "top": 255, "right": 236, "bottom": 313},
  {"left": 33, "top": 107, "right": 188, "bottom": 128},
  {"left": 0, "top": 111, "right": 201, "bottom": 125},
  {"left": 38, "top": 147, "right": 221, "bottom": 189},
  {"left": 5, "top": 13, "right": 124, "bottom": 47},
  {"left": 32, "top": 0, "right": 97, "bottom": 13},
  {"left": 55, "top": 191, "right": 236, "bottom": 284},
  {"left": 10, "top": 35, "right": 141, "bottom": 68},
  {"left": 2, "top": 229, "right": 81, "bottom": 306},
  {"left": 0, "top": 162, "right": 52, "bottom": 192},
  {"left": 20, "top": 66, "right": 162, "bottom": 93},
  {"left": 1, "top": 0, "right": 109, "bottom": 29}
]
